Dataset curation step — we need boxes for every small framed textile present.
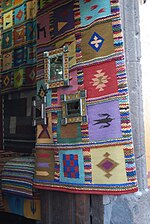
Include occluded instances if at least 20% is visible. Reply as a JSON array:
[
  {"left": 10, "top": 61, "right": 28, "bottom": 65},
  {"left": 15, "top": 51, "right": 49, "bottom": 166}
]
[
  {"left": 61, "top": 90, "right": 87, "bottom": 125},
  {"left": 44, "top": 46, "right": 69, "bottom": 89}
]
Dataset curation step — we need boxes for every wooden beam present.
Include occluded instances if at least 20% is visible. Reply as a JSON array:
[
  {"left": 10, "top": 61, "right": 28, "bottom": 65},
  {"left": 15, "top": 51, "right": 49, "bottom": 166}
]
[
  {"left": 91, "top": 195, "right": 104, "bottom": 224},
  {"left": 75, "top": 194, "right": 91, "bottom": 224},
  {"left": 40, "top": 190, "right": 75, "bottom": 224}
]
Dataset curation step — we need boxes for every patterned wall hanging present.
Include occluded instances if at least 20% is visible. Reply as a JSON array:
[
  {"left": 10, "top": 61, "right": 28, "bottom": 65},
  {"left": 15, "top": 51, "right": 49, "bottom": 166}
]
[
  {"left": 34, "top": 0, "right": 138, "bottom": 195},
  {"left": 0, "top": 1, "right": 2, "bottom": 92},
  {"left": 0, "top": 0, "right": 37, "bottom": 94}
]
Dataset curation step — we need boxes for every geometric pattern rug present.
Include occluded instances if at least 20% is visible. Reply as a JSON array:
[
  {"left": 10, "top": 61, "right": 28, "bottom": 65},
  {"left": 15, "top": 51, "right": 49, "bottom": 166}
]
[
  {"left": 1, "top": 0, "right": 36, "bottom": 93},
  {"left": 34, "top": 0, "right": 138, "bottom": 195}
]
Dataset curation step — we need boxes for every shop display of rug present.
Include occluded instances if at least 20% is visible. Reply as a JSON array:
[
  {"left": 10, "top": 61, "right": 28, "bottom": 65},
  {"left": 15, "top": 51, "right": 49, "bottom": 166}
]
[
  {"left": 34, "top": 0, "right": 138, "bottom": 194},
  {"left": 0, "top": 1, "right": 36, "bottom": 153},
  {"left": 1, "top": 156, "right": 41, "bottom": 220},
  {"left": 0, "top": 0, "right": 37, "bottom": 94},
  {"left": 0, "top": 1, "right": 41, "bottom": 219}
]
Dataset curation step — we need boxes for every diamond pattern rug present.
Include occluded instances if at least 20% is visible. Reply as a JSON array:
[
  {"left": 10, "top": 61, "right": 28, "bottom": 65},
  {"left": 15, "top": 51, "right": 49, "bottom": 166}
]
[{"left": 34, "top": 0, "right": 138, "bottom": 195}]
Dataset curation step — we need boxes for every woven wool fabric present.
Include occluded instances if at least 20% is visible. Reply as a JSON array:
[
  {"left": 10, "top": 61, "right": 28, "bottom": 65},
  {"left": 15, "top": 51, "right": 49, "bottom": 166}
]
[
  {"left": 0, "top": 0, "right": 37, "bottom": 94},
  {"left": 2, "top": 156, "right": 35, "bottom": 197},
  {"left": 33, "top": 0, "right": 138, "bottom": 195},
  {"left": 3, "top": 194, "right": 41, "bottom": 220},
  {"left": 0, "top": 153, "right": 41, "bottom": 219},
  {"left": 0, "top": 151, "right": 16, "bottom": 211}
]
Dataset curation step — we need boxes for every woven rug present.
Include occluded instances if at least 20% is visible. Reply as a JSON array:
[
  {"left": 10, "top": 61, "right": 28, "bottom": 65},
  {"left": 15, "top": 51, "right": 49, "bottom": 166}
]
[
  {"left": 3, "top": 194, "right": 41, "bottom": 220},
  {"left": 0, "top": 151, "right": 16, "bottom": 211},
  {"left": 34, "top": 0, "right": 138, "bottom": 195},
  {"left": 0, "top": 0, "right": 37, "bottom": 94},
  {"left": 1, "top": 155, "right": 41, "bottom": 220},
  {"left": 1, "top": 156, "right": 35, "bottom": 197}
]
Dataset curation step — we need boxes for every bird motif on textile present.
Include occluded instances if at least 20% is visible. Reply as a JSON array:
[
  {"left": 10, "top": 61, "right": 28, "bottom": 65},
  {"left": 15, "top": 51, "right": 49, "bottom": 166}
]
[{"left": 93, "top": 113, "right": 114, "bottom": 128}]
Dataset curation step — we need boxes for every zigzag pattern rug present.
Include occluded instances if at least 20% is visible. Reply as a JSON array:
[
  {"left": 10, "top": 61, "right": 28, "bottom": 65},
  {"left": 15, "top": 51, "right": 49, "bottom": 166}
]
[{"left": 34, "top": 0, "right": 138, "bottom": 195}]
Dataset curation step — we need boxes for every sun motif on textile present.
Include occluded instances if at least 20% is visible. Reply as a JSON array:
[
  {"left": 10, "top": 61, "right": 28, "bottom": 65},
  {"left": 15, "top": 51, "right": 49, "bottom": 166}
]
[{"left": 90, "top": 69, "right": 110, "bottom": 92}]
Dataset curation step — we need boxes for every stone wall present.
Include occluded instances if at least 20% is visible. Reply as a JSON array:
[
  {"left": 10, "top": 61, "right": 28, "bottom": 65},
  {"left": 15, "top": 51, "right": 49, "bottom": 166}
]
[{"left": 103, "top": 1, "right": 150, "bottom": 223}]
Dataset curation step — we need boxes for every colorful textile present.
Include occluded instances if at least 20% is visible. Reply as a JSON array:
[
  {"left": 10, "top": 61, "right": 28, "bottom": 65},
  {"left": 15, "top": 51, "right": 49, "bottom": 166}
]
[
  {"left": 3, "top": 194, "right": 41, "bottom": 220},
  {"left": 0, "top": 2, "right": 2, "bottom": 91},
  {"left": 0, "top": 153, "right": 41, "bottom": 220},
  {"left": 2, "top": 156, "right": 35, "bottom": 197},
  {"left": 1, "top": 0, "right": 37, "bottom": 94},
  {"left": 0, "top": 151, "right": 16, "bottom": 211},
  {"left": 33, "top": 0, "right": 138, "bottom": 194}
]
